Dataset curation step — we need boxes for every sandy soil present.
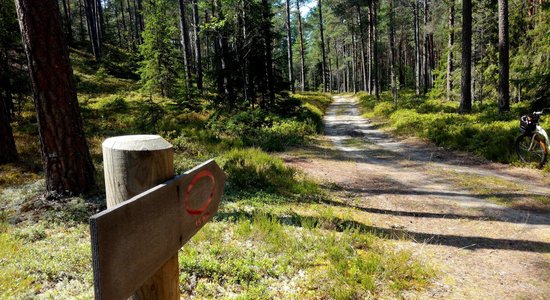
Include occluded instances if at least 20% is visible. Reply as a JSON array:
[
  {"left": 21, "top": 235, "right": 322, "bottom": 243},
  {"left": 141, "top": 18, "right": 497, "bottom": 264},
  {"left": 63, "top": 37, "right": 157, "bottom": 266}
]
[{"left": 282, "top": 95, "right": 550, "bottom": 299}]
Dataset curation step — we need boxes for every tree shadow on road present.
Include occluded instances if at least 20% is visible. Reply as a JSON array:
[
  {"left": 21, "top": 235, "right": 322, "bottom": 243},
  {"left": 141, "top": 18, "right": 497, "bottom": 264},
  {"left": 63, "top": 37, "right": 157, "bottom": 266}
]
[{"left": 215, "top": 210, "right": 550, "bottom": 254}]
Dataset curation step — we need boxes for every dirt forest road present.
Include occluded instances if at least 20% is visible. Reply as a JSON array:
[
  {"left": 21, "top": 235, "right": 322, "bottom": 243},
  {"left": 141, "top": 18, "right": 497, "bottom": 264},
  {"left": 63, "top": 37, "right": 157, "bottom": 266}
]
[{"left": 283, "top": 95, "right": 550, "bottom": 299}]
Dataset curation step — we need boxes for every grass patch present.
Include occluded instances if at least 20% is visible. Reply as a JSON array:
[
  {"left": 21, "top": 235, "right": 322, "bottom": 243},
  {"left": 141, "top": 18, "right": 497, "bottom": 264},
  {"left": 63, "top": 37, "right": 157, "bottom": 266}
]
[
  {"left": 220, "top": 148, "right": 319, "bottom": 196},
  {"left": 0, "top": 221, "right": 93, "bottom": 299},
  {"left": 179, "top": 203, "right": 434, "bottom": 299}
]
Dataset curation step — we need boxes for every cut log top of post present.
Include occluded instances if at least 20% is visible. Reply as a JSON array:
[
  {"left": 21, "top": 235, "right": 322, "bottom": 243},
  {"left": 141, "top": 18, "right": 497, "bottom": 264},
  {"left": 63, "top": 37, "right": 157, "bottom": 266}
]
[{"left": 102, "top": 134, "right": 172, "bottom": 151}]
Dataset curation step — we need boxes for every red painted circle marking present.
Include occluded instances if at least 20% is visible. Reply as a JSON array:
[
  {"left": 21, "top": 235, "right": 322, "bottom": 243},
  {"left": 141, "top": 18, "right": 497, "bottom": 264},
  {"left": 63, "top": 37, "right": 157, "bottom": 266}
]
[{"left": 185, "top": 170, "right": 215, "bottom": 215}]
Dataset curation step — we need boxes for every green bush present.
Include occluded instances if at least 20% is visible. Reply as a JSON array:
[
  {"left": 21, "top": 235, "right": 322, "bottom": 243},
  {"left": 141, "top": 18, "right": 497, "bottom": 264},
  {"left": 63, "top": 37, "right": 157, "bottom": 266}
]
[
  {"left": 373, "top": 102, "right": 396, "bottom": 117},
  {"left": 360, "top": 90, "right": 539, "bottom": 164},
  {"left": 208, "top": 109, "right": 316, "bottom": 152},
  {"left": 221, "top": 148, "right": 317, "bottom": 195},
  {"left": 221, "top": 148, "right": 295, "bottom": 192}
]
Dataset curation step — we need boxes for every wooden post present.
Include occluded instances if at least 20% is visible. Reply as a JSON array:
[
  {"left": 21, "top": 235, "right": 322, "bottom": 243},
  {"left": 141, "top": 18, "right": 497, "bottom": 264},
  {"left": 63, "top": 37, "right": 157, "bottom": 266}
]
[{"left": 102, "top": 135, "right": 179, "bottom": 300}]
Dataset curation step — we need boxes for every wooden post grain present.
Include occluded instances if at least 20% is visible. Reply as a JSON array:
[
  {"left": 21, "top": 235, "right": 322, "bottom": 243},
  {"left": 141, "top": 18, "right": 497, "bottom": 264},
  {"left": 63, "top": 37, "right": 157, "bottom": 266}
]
[{"left": 102, "top": 135, "right": 179, "bottom": 300}]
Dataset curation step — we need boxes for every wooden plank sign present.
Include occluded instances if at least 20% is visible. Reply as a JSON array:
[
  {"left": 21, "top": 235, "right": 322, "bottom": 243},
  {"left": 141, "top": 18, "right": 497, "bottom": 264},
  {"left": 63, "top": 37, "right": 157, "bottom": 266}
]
[{"left": 90, "top": 159, "right": 225, "bottom": 300}]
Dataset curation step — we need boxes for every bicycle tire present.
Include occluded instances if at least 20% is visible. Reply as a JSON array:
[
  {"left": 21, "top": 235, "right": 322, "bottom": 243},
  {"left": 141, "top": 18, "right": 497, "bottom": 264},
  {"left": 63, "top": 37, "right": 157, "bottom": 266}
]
[{"left": 515, "top": 134, "right": 548, "bottom": 168}]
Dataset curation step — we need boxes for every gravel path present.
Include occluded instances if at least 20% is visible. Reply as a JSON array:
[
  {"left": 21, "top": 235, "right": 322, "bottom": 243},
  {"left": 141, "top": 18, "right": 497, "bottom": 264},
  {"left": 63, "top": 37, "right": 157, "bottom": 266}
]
[{"left": 284, "top": 95, "right": 550, "bottom": 299}]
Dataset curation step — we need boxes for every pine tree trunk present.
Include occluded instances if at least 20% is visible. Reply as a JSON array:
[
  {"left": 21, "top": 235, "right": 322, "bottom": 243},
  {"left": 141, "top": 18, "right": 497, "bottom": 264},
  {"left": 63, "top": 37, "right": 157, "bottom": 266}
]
[
  {"left": 78, "top": 0, "right": 85, "bottom": 42},
  {"left": 178, "top": 0, "right": 193, "bottom": 86},
  {"left": 498, "top": 0, "right": 510, "bottom": 112},
  {"left": 61, "top": 0, "right": 73, "bottom": 44},
  {"left": 136, "top": 0, "right": 144, "bottom": 33},
  {"left": 460, "top": 0, "right": 472, "bottom": 113},
  {"left": 192, "top": 0, "right": 204, "bottom": 93},
  {"left": 286, "top": 0, "right": 294, "bottom": 92},
  {"left": 446, "top": 2, "right": 454, "bottom": 101},
  {"left": 213, "top": 0, "right": 232, "bottom": 104},
  {"left": 120, "top": 0, "right": 129, "bottom": 48},
  {"left": 96, "top": 0, "right": 104, "bottom": 38},
  {"left": 126, "top": 0, "right": 136, "bottom": 49},
  {"left": 15, "top": 0, "right": 95, "bottom": 194},
  {"left": 328, "top": 37, "right": 333, "bottom": 92},
  {"left": 423, "top": 0, "right": 431, "bottom": 93},
  {"left": 357, "top": 6, "right": 367, "bottom": 92},
  {"left": 0, "top": 95, "right": 18, "bottom": 164},
  {"left": 131, "top": 0, "right": 140, "bottom": 44},
  {"left": 114, "top": 3, "right": 123, "bottom": 46},
  {"left": 296, "top": 0, "right": 306, "bottom": 92},
  {"left": 389, "top": 0, "right": 397, "bottom": 105},
  {"left": 351, "top": 32, "right": 357, "bottom": 94},
  {"left": 131, "top": 0, "right": 140, "bottom": 43},
  {"left": 318, "top": 0, "right": 328, "bottom": 93},
  {"left": 398, "top": 28, "right": 405, "bottom": 88},
  {"left": 335, "top": 39, "right": 340, "bottom": 93},
  {"left": 413, "top": 0, "right": 420, "bottom": 95},
  {"left": 241, "top": 2, "right": 255, "bottom": 103},
  {"left": 367, "top": 9, "right": 372, "bottom": 94},
  {"left": 344, "top": 44, "right": 349, "bottom": 92},
  {"left": 262, "top": 0, "right": 275, "bottom": 105},
  {"left": 370, "top": 1, "right": 379, "bottom": 99},
  {"left": 84, "top": 0, "right": 101, "bottom": 60}
]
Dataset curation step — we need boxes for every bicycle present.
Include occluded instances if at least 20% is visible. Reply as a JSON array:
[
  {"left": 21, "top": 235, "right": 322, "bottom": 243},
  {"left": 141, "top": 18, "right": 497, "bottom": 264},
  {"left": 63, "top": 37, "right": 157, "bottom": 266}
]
[{"left": 515, "top": 108, "right": 550, "bottom": 168}]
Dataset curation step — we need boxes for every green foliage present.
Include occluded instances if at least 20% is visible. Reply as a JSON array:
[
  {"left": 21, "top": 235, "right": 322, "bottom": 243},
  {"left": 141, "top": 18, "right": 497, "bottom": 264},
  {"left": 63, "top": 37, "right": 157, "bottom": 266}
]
[
  {"left": 359, "top": 90, "right": 549, "bottom": 165},
  {"left": 0, "top": 0, "right": 19, "bottom": 49},
  {"left": 209, "top": 111, "right": 315, "bottom": 151},
  {"left": 510, "top": 6, "right": 550, "bottom": 107},
  {"left": 139, "top": 0, "right": 182, "bottom": 98},
  {"left": 208, "top": 93, "right": 330, "bottom": 151},
  {"left": 221, "top": 148, "right": 317, "bottom": 195}
]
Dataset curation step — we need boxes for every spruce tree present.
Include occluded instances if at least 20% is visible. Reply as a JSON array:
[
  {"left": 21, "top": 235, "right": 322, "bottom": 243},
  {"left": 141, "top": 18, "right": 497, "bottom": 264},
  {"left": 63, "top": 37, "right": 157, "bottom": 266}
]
[{"left": 139, "top": 0, "right": 180, "bottom": 98}]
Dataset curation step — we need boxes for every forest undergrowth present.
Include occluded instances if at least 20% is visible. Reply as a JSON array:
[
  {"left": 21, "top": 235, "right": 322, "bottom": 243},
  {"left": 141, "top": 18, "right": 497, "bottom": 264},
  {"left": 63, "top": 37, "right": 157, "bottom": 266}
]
[
  {"left": 358, "top": 90, "right": 550, "bottom": 172},
  {"left": 0, "top": 50, "right": 433, "bottom": 299}
]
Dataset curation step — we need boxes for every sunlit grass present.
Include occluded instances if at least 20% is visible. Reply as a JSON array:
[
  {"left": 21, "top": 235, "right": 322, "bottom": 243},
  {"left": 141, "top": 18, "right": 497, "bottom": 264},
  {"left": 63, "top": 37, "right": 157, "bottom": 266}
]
[
  {"left": 357, "top": 90, "right": 549, "bottom": 166},
  {"left": 0, "top": 51, "right": 433, "bottom": 298}
]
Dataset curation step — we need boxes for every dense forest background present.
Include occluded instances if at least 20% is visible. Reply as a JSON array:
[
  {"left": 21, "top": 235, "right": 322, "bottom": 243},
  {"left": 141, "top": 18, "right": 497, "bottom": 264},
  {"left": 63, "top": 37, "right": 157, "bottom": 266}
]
[
  {"left": 1, "top": 0, "right": 548, "bottom": 111},
  {"left": 0, "top": 0, "right": 549, "bottom": 192}
]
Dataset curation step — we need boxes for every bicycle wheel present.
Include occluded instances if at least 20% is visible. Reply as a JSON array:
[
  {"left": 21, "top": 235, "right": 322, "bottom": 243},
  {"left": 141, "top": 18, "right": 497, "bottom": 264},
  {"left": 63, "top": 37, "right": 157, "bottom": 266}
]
[{"left": 515, "top": 134, "right": 548, "bottom": 168}]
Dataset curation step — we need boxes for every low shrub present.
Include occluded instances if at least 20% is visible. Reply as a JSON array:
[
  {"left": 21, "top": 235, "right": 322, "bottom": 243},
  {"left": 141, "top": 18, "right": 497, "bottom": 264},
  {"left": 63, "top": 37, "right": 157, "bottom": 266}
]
[
  {"left": 373, "top": 102, "right": 396, "bottom": 117},
  {"left": 221, "top": 148, "right": 317, "bottom": 195},
  {"left": 359, "top": 90, "right": 544, "bottom": 164},
  {"left": 208, "top": 109, "right": 317, "bottom": 152},
  {"left": 221, "top": 148, "right": 295, "bottom": 192}
]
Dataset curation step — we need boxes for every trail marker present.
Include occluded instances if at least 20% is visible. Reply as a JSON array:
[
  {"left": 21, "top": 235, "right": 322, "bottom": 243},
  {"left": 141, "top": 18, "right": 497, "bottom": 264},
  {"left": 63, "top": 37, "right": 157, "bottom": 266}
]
[{"left": 90, "top": 135, "right": 225, "bottom": 300}]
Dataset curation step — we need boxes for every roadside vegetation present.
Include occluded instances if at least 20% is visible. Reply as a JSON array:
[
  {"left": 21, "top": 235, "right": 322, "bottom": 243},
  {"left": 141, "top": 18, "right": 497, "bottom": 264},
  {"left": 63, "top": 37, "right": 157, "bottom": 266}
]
[
  {"left": 358, "top": 90, "right": 550, "bottom": 172},
  {"left": 0, "top": 51, "right": 433, "bottom": 298}
]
